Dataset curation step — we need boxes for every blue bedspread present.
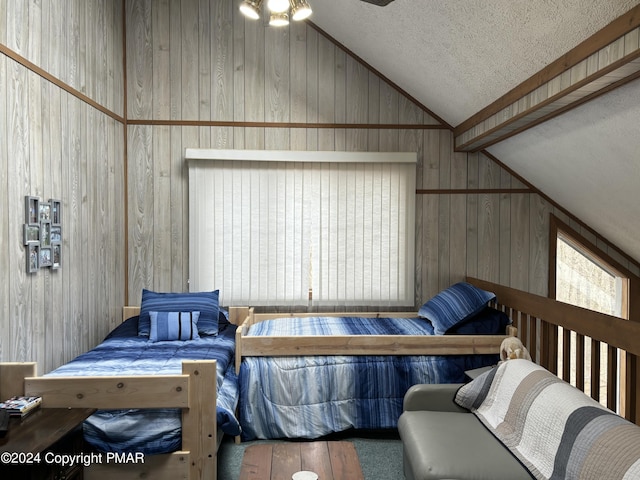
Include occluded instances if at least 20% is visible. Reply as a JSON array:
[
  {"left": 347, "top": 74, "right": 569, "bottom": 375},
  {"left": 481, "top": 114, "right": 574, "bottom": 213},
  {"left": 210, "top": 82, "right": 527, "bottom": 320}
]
[
  {"left": 46, "top": 317, "right": 240, "bottom": 454},
  {"left": 239, "top": 316, "right": 499, "bottom": 440}
]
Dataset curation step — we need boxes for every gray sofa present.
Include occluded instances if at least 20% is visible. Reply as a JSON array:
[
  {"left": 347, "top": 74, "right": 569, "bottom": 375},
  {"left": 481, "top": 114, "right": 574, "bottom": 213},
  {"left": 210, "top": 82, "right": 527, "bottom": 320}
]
[
  {"left": 398, "top": 383, "right": 533, "bottom": 480},
  {"left": 398, "top": 359, "right": 640, "bottom": 480}
]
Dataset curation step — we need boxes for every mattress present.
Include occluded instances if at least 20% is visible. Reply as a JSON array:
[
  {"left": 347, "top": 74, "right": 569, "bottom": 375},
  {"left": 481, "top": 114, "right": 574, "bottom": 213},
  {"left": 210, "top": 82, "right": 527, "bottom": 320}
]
[{"left": 46, "top": 316, "right": 240, "bottom": 454}]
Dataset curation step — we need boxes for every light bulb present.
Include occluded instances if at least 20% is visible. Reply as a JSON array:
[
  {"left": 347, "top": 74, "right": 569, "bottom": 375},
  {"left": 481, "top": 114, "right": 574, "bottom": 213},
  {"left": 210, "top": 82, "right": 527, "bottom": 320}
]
[{"left": 267, "top": 0, "right": 289, "bottom": 13}]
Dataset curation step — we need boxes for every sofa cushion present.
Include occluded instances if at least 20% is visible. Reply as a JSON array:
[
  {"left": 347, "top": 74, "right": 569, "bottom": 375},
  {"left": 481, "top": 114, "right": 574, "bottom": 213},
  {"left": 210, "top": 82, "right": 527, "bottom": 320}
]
[{"left": 398, "top": 410, "right": 532, "bottom": 480}]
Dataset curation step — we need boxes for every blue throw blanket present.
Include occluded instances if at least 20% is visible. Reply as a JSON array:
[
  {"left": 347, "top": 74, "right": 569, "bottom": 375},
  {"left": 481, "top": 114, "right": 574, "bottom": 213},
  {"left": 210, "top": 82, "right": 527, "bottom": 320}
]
[{"left": 47, "top": 317, "right": 240, "bottom": 454}]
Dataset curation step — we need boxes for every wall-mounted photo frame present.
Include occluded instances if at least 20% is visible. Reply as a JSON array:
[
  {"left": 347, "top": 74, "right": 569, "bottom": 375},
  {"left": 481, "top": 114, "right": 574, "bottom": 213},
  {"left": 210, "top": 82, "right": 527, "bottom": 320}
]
[
  {"left": 25, "top": 196, "right": 40, "bottom": 224},
  {"left": 39, "top": 202, "right": 51, "bottom": 222},
  {"left": 23, "top": 224, "right": 40, "bottom": 245},
  {"left": 52, "top": 244, "right": 61, "bottom": 269},
  {"left": 39, "top": 247, "right": 52, "bottom": 267},
  {"left": 27, "top": 244, "right": 39, "bottom": 273},
  {"left": 50, "top": 199, "right": 61, "bottom": 225},
  {"left": 24, "top": 195, "right": 62, "bottom": 273},
  {"left": 50, "top": 225, "right": 61, "bottom": 243},
  {"left": 41, "top": 222, "right": 51, "bottom": 248}
]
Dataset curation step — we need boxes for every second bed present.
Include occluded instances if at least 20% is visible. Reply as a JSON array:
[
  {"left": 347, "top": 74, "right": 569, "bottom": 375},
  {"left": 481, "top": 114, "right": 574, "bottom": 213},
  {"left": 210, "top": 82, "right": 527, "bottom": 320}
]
[{"left": 237, "top": 281, "right": 514, "bottom": 440}]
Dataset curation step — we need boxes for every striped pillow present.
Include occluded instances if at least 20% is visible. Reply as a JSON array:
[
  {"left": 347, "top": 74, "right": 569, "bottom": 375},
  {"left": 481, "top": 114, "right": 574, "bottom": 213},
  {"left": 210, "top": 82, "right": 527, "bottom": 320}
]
[
  {"left": 138, "top": 289, "right": 220, "bottom": 337},
  {"left": 149, "top": 311, "right": 200, "bottom": 342},
  {"left": 418, "top": 282, "right": 496, "bottom": 335}
]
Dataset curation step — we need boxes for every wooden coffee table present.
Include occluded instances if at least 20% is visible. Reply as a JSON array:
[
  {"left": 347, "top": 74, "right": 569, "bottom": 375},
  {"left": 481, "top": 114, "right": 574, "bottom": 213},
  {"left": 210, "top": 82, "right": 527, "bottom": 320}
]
[{"left": 239, "top": 440, "right": 364, "bottom": 480}]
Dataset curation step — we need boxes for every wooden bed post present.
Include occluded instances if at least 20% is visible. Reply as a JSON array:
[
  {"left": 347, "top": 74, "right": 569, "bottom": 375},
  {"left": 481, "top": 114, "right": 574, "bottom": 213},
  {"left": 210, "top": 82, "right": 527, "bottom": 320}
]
[
  {"left": 0, "top": 362, "right": 37, "bottom": 399},
  {"left": 182, "top": 360, "right": 217, "bottom": 480}
]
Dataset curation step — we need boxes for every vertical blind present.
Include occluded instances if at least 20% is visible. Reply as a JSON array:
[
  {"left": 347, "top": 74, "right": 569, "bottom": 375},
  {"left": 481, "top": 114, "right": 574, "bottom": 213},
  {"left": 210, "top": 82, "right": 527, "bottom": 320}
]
[{"left": 188, "top": 150, "right": 416, "bottom": 307}]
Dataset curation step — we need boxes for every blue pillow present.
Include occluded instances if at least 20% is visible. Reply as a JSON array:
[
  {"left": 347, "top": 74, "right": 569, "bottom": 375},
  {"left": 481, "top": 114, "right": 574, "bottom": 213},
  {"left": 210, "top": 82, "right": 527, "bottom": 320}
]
[
  {"left": 448, "top": 306, "right": 511, "bottom": 334},
  {"left": 149, "top": 311, "right": 200, "bottom": 342},
  {"left": 418, "top": 282, "right": 496, "bottom": 335},
  {"left": 138, "top": 289, "right": 220, "bottom": 337}
]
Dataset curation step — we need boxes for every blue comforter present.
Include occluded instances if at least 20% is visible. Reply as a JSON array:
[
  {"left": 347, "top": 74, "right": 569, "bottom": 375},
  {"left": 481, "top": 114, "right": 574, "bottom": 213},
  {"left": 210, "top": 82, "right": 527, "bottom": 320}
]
[
  {"left": 46, "top": 317, "right": 240, "bottom": 454},
  {"left": 239, "top": 316, "right": 499, "bottom": 440}
]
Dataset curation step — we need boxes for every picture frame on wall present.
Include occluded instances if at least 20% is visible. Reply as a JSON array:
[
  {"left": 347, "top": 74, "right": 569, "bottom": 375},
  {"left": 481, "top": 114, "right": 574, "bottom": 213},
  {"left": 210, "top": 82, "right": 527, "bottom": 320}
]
[
  {"left": 23, "top": 224, "right": 40, "bottom": 245},
  {"left": 39, "top": 247, "right": 52, "bottom": 268},
  {"left": 52, "top": 244, "right": 61, "bottom": 269},
  {"left": 25, "top": 196, "right": 40, "bottom": 224},
  {"left": 27, "top": 244, "right": 39, "bottom": 273},
  {"left": 50, "top": 199, "right": 61, "bottom": 225},
  {"left": 39, "top": 202, "right": 51, "bottom": 222},
  {"left": 41, "top": 222, "right": 51, "bottom": 248},
  {"left": 50, "top": 225, "right": 61, "bottom": 243},
  {"left": 24, "top": 195, "right": 62, "bottom": 273}
]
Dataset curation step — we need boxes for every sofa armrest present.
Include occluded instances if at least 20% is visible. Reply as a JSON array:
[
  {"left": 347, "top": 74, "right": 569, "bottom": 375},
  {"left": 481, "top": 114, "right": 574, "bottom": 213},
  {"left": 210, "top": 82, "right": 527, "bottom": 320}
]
[{"left": 402, "top": 383, "right": 468, "bottom": 412}]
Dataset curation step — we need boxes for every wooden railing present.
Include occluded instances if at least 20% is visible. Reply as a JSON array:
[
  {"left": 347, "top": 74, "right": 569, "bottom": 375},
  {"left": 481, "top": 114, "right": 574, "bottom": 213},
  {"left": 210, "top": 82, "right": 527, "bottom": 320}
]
[{"left": 468, "top": 277, "right": 640, "bottom": 424}]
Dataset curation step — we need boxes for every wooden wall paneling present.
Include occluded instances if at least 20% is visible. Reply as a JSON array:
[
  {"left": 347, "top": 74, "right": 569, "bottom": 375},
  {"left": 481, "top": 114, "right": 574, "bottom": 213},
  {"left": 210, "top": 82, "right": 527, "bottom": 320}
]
[
  {"left": 345, "top": 56, "right": 368, "bottom": 151},
  {"left": 86, "top": 107, "right": 99, "bottom": 345},
  {"left": 79, "top": 100, "right": 92, "bottom": 355},
  {"left": 367, "top": 73, "right": 380, "bottom": 151},
  {"left": 181, "top": 127, "right": 199, "bottom": 289},
  {"left": 0, "top": 54, "right": 8, "bottom": 363},
  {"left": 128, "top": 124, "right": 154, "bottom": 301},
  {"left": 529, "top": 195, "right": 551, "bottom": 296},
  {"left": 304, "top": 25, "right": 318, "bottom": 151},
  {"left": 477, "top": 153, "right": 500, "bottom": 283},
  {"left": 510, "top": 192, "right": 530, "bottom": 291},
  {"left": 198, "top": 0, "right": 211, "bottom": 123},
  {"left": 243, "top": 20, "right": 265, "bottom": 148},
  {"left": 154, "top": 126, "right": 172, "bottom": 292},
  {"left": 420, "top": 130, "right": 440, "bottom": 300},
  {"left": 0, "top": 0, "right": 6, "bottom": 46},
  {"left": 97, "top": 112, "right": 112, "bottom": 337},
  {"left": 290, "top": 21, "right": 307, "bottom": 150},
  {"left": 67, "top": 1, "right": 81, "bottom": 96},
  {"left": 499, "top": 167, "right": 512, "bottom": 286},
  {"left": 152, "top": 0, "right": 171, "bottom": 119},
  {"left": 5, "top": 0, "right": 26, "bottom": 56},
  {"left": 113, "top": 120, "right": 126, "bottom": 323},
  {"left": 212, "top": 0, "right": 233, "bottom": 121},
  {"left": 8, "top": 62, "right": 30, "bottom": 365},
  {"left": 168, "top": 0, "right": 182, "bottom": 121},
  {"left": 265, "top": 25, "right": 290, "bottom": 149},
  {"left": 333, "top": 48, "right": 347, "bottom": 151},
  {"left": 59, "top": 90, "right": 71, "bottom": 366},
  {"left": 30, "top": 71, "right": 45, "bottom": 372},
  {"left": 378, "top": 80, "right": 399, "bottom": 151},
  {"left": 28, "top": 0, "right": 42, "bottom": 67},
  {"left": 47, "top": 0, "right": 64, "bottom": 90},
  {"left": 232, "top": 5, "right": 245, "bottom": 148},
  {"left": 181, "top": 0, "right": 199, "bottom": 121},
  {"left": 465, "top": 153, "right": 479, "bottom": 280},
  {"left": 437, "top": 130, "right": 452, "bottom": 291},
  {"left": 449, "top": 145, "right": 468, "bottom": 284},
  {"left": 127, "top": 0, "right": 152, "bottom": 120},
  {"left": 317, "top": 34, "right": 335, "bottom": 149}
]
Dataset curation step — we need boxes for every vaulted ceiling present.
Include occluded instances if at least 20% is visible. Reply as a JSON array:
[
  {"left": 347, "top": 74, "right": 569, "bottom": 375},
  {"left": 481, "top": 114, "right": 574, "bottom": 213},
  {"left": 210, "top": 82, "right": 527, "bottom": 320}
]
[{"left": 311, "top": 0, "right": 640, "bottom": 264}]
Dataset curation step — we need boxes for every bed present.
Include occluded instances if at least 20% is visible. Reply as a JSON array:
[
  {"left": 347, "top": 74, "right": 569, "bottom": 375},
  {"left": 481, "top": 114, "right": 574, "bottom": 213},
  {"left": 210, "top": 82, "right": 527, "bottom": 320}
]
[
  {"left": 236, "top": 281, "right": 517, "bottom": 440},
  {"left": 3, "top": 292, "right": 249, "bottom": 480}
]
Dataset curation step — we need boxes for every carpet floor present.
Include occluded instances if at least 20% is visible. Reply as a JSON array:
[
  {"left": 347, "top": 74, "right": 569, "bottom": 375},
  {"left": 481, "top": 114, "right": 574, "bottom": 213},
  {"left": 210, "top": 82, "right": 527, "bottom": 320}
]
[{"left": 216, "top": 430, "right": 405, "bottom": 480}]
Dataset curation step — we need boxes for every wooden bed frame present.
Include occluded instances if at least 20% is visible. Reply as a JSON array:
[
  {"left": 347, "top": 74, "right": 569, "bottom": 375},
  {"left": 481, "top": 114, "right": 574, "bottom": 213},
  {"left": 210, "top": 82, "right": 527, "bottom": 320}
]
[
  {"left": 0, "top": 306, "right": 247, "bottom": 480},
  {"left": 235, "top": 302, "right": 517, "bottom": 374}
]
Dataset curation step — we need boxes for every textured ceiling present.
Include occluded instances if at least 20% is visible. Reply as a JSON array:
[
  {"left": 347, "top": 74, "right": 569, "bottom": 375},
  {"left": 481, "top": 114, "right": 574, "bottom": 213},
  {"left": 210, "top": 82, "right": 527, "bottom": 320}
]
[{"left": 311, "top": 0, "right": 640, "bottom": 264}]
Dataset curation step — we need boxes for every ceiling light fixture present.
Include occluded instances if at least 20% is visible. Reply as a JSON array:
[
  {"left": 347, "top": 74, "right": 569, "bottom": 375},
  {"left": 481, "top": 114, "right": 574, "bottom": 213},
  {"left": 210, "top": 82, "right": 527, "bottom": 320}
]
[{"left": 239, "top": 0, "right": 312, "bottom": 26}]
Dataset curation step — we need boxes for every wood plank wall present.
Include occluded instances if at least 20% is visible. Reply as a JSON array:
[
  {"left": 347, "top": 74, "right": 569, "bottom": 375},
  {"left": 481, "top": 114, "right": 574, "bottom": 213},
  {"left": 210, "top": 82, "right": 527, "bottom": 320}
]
[
  {"left": 2, "top": 0, "right": 639, "bottom": 374},
  {"left": 125, "top": 0, "right": 640, "bottom": 308},
  {"left": 0, "top": 0, "right": 126, "bottom": 373}
]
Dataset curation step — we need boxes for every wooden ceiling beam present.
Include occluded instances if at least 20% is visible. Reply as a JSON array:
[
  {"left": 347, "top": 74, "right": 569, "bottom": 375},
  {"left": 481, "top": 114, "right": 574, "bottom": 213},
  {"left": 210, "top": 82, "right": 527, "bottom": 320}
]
[{"left": 454, "top": 4, "right": 640, "bottom": 152}]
